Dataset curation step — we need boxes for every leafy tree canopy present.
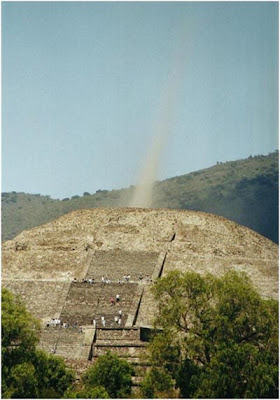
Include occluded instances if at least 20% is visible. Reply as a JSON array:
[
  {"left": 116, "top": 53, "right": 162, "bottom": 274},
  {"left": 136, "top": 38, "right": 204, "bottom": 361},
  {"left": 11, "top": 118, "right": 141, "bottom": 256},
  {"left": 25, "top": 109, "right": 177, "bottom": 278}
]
[
  {"left": 2, "top": 288, "right": 75, "bottom": 398},
  {"left": 147, "top": 270, "right": 278, "bottom": 398},
  {"left": 64, "top": 385, "right": 110, "bottom": 399},
  {"left": 140, "top": 366, "right": 177, "bottom": 398},
  {"left": 2, "top": 287, "right": 40, "bottom": 367},
  {"left": 82, "top": 352, "right": 134, "bottom": 398}
]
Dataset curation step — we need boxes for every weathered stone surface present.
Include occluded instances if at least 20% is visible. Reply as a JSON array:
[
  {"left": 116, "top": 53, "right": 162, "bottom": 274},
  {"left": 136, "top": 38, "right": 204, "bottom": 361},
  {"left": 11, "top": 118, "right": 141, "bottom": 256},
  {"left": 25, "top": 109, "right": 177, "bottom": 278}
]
[
  {"left": 38, "top": 327, "right": 87, "bottom": 359},
  {"left": 2, "top": 207, "right": 278, "bottom": 368},
  {"left": 2, "top": 280, "right": 70, "bottom": 322}
]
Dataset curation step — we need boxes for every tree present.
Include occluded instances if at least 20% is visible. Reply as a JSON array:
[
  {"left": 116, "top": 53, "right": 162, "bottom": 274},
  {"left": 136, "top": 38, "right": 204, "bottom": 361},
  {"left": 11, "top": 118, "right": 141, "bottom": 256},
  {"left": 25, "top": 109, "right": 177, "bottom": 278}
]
[
  {"left": 140, "top": 367, "right": 176, "bottom": 398},
  {"left": 82, "top": 352, "right": 134, "bottom": 398},
  {"left": 147, "top": 270, "right": 278, "bottom": 398},
  {"left": 2, "top": 288, "right": 75, "bottom": 398},
  {"left": 64, "top": 385, "right": 110, "bottom": 399},
  {"left": 31, "top": 350, "right": 75, "bottom": 398},
  {"left": 2, "top": 287, "right": 40, "bottom": 393}
]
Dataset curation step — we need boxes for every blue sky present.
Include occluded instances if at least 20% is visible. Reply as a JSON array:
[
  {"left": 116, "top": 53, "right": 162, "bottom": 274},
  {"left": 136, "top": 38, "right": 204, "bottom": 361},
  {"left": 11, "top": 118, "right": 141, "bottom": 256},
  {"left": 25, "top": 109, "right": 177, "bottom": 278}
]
[{"left": 2, "top": 1, "right": 278, "bottom": 199}]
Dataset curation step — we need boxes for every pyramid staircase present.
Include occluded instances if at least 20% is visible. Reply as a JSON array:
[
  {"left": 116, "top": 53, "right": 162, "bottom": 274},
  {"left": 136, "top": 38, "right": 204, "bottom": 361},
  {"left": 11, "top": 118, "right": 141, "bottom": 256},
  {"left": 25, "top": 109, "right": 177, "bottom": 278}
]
[
  {"left": 92, "top": 327, "right": 149, "bottom": 387},
  {"left": 38, "top": 250, "right": 167, "bottom": 386}
]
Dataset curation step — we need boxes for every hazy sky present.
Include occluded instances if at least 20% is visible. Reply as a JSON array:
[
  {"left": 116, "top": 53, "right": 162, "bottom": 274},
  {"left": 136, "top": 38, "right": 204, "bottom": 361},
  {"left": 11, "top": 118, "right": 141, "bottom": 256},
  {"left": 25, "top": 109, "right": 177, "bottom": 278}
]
[{"left": 2, "top": 1, "right": 278, "bottom": 199}]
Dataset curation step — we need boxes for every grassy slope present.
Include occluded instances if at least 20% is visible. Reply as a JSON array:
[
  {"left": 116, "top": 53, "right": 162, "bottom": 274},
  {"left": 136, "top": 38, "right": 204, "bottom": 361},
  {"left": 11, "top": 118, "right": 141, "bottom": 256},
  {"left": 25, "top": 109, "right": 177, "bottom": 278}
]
[
  {"left": 2, "top": 151, "right": 278, "bottom": 243},
  {"left": 153, "top": 152, "right": 278, "bottom": 243}
]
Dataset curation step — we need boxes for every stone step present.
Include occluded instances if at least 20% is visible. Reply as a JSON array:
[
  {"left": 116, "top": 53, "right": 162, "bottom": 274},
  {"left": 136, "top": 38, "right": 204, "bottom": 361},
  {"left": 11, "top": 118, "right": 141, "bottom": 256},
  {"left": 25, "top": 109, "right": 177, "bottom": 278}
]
[
  {"left": 86, "top": 250, "right": 159, "bottom": 282},
  {"left": 39, "top": 327, "right": 87, "bottom": 359},
  {"left": 132, "top": 376, "right": 144, "bottom": 386},
  {"left": 59, "top": 315, "right": 95, "bottom": 325},
  {"left": 39, "top": 328, "right": 63, "bottom": 352},
  {"left": 93, "top": 314, "right": 128, "bottom": 328},
  {"left": 133, "top": 365, "right": 149, "bottom": 376},
  {"left": 59, "top": 281, "right": 142, "bottom": 328},
  {"left": 93, "top": 345, "right": 146, "bottom": 358},
  {"left": 96, "top": 328, "right": 140, "bottom": 341},
  {"left": 95, "top": 340, "right": 147, "bottom": 347}
]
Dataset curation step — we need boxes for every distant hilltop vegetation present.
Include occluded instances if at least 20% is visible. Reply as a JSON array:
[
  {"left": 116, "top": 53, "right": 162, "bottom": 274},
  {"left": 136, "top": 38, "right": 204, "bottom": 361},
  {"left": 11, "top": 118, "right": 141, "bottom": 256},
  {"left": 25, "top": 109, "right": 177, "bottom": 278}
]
[{"left": 2, "top": 151, "right": 278, "bottom": 243}]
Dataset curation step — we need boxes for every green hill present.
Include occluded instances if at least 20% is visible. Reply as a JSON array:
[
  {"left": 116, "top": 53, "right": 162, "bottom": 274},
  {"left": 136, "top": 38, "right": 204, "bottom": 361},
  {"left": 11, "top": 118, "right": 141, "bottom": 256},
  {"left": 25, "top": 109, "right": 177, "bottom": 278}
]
[
  {"left": 2, "top": 151, "right": 278, "bottom": 243},
  {"left": 152, "top": 151, "right": 278, "bottom": 243}
]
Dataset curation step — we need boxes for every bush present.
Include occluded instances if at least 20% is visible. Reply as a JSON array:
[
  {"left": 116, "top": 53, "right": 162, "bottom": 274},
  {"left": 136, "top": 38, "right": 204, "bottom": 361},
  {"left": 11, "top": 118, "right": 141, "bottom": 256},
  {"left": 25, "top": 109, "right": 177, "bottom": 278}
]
[
  {"left": 141, "top": 367, "right": 175, "bottom": 398},
  {"left": 82, "top": 352, "right": 134, "bottom": 398},
  {"left": 64, "top": 386, "right": 109, "bottom": 398}
]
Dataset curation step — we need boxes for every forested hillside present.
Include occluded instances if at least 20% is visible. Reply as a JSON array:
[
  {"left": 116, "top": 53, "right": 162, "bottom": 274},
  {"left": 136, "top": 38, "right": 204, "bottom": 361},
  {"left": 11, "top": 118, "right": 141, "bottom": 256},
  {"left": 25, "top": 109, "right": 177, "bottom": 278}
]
[
  {"left": 2, "top": 151, "right": 278, "bottom": 243},
  {"left": 152, "top": 151, "right": 278, "bottom": 243}
]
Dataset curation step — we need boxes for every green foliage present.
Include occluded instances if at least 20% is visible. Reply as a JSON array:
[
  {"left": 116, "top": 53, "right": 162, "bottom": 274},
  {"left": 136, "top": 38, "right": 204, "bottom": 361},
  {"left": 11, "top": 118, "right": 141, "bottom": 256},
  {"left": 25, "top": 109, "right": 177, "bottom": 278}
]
[
  {"left": 64, "top": 385, "right": 110, "bottom": 398},
  {"left": 148, "top": 270, "right": 278, "bottom": 398},
  {"left": 146, "top": 331, "right": 180, "bottom": 374},
  {"left": 2, "top": 288, "right": 40, "bottom": 370},
  {"left": 82, "top": 352, "right": 134, "bottom": 398},
  {"left": 8, "top": 362, "right": 38, "bottom": 399},
  {"left": 140, "top": 367, "right": 175, "bottom": 398},
  {"left": 32, "top": 350, "right": 75, "bottom": 398},
  {"left": 2, "top": 288, "right": 75, "bottom": 398}
]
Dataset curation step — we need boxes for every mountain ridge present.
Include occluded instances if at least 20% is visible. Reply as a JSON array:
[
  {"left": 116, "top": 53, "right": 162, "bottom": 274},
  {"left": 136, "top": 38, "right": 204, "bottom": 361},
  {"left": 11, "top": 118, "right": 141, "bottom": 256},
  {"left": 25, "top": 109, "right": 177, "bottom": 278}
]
[{"left": 2, "top": 151, "right": 278, "bottom": 243}]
